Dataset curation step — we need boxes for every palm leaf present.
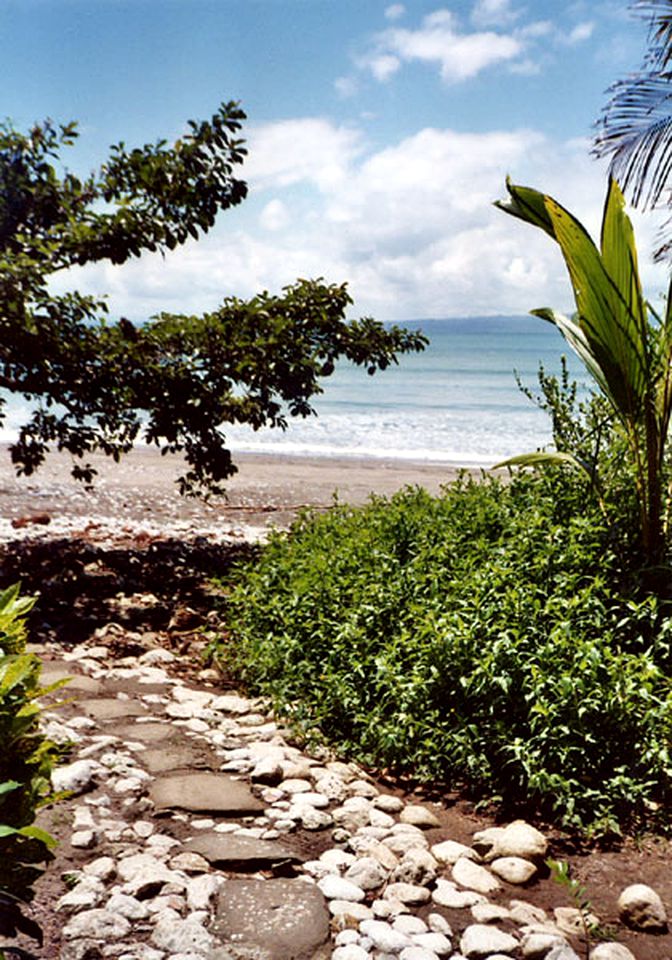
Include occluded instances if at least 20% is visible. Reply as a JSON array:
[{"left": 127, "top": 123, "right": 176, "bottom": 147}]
[{"left": 493, "top": 450, "right": 593, "bottom": 480}]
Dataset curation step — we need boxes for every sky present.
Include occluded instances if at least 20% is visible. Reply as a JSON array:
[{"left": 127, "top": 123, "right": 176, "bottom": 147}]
[{"left": 1, "top": 0, "right": 669, "bottom": 322}]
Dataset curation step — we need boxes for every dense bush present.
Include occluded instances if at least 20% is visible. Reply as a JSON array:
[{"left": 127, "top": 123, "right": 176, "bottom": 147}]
[
  {"left": 0, "top": 586, "right": 60, "bottom": 956},
  {"left": 219, "top": 469, "right": 672, "bottom": 836}
]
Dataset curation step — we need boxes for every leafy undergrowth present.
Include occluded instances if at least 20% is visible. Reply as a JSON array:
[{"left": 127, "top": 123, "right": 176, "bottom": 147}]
[
  {"left": 217, "top": 470, "right": 672, "bottom": 838},
  {"left": 0, "top": 586, "right": 61, "bottom": 959}
]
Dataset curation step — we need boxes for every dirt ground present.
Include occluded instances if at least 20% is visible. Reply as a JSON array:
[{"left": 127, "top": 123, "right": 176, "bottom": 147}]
[{"left": 0, "top": 448, "right": 671, "bottom": 960}]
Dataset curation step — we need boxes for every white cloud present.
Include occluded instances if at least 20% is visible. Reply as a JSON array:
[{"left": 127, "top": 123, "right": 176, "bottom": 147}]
[
  {"left": 566, "top": 21, "right": 595, "bottom": 44},
  {"left": 259, "top": 199, "right": 289, "bottom": 231},
  {"left": 362, "top": 11, "right": 524, "bottom": 83},
  {"left": 385, "top": 3, "right": 405, "bottom": 21},
  {"left": 52, "top": 118, "right": 668, "bottom": 325},
  {"left": 243, "top": 118, "right": 363, "bottom": 191},
  {"left": 334, "top": 74, "right": 358, "bottom": 98},
  {"left": 368, "top": 53, "right": 401, "bottom": 82},
  {"left": 471, "top": 0, "right": 521, "bottom": 29}
]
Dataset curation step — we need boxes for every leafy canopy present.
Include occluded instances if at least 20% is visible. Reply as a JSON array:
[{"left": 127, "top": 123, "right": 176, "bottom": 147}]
[{"left": 0, "top": 105, "right": 426, "bottom": 494}]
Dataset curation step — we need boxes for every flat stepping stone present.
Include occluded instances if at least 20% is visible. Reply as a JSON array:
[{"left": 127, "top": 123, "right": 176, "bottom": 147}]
[
  {"left": 76, "top": 698, "right": 148, "bottom": 721},
  {"left": 40, "top": 662, "right": 103, "bottom": 695},
  {"left": 149, "top": 772, "right": 264, "bottom": 815},
  {"left": 113, "top": 721, "right": 176, "bottom": 744},
  {"left": 210, "top": 878, "right": 330, "bottom": 960},
  {"left": 141, "top": 744, "right": 216, "bottom": 775},
  {"left": 185, "top": 833, "right": 304, "bottom": 870}
]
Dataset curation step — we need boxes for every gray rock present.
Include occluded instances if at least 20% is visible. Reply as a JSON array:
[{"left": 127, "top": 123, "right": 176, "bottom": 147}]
[
  {"left": 384, "top": 882, "right": 431, "bottom": 904},
  {"left": 399, "top": 948, "right": 439, "bottom": 960},
  {"left": 184, "top": 832, "right": 302, "bottom": 869},
  {"left": 393, "top": 915, "right": 429, "bottom": 934},
  {"left": 590, "top": 945, "right": 637, "bottom": 960},
  {"left": 459, "top": 924, "right": 519, "bottom": 958},
  {"left": 452, "top": 857, "right": 501, "bottom": 895},
  {"left": 318, "top": 875, "right": 366, "bottom": 901},
  {"left": 117, "top": 853, "right": 184, "bottom": 899},
  {"left": 313, "top": 772, "right": 348, "bottom": 802},
  {"left": 141, "top": 743, "right": 213, "bottom": 775},
  {"left": 382, "top": 832, "right": 430, "bottom": 856},
  {"left": 344, "top": 856, "right": 389, "bottom": 891},
  {"left": 149, "top": 772, "right": 264, "bottom": 815},
  {"left": 52, "top": 759, "right": 98, "bottom": 795},
  {"left": 332, "top": 946, "right": 370, "bottom": 960},
  {"left": 83, "top": 857, "right": 116, "bottom": 882},
  {"left": 508, "top": 899, "right": 548, "bottom": 926},
  {"left": 105, "top": 893, "right": 149, "bottom": 920},
  {"left": 374, "top": 794, "right": 404, "bottom": 813},
  {"left": 554, "top": 906, "right": 599, "bottom": 936},
  {"left": 399, "top": 804, "right": 441, "bottom": 829},
  {"left": 490, "top": 856, "right": 537, "bottom": 885},
  {"left": 329, "top": 899, "right": 373, "bottom": 923},
  {"left": 57, "top": 876, "right": 105, "bottom": 913},
  {"left": 211, "top": 878, "right": 330, "bottom": 959},
  {"left": 489, "top": 820, "right": 548, "bottom": 863},
  {"left": 521, "top": 932, "right": 568, "bottom": 959},
  {"left": 471, "top": 903, "right": 511, "bottom": 923},
  {"left": 545, "top": 945, "right": 581, "bottom": 960},
  {"left": 150, "top": 917, "right": 214, "bottom": 954},
  {"left": 432, "top": 879, "right": 486, "bottom": 909},
  {"left": 77, "top": 698, "right": 148, "bottom": 721},
  {"left": 617, "top": 883, "right": 668, "bottom": 931},
  {"left": 414, "top": 933, "right": 452, "bottom": 956},
  {"left": 210, "top": 693, "right": 253, "bottom": 713},
  {"left": 427, "top": 913, "right": 453, "bottom": 935},
  {"left": 62, "top": 909, "right": 132, "bottom": 941},
  {"left": 391, "top": 847, "right": 438, "bottom": 886},
  {"left": 295, "top": 805, "right": 333, "bottom": 830},
  {"left": 186, "top": 874, "right": 221, "bottom": 910},
  {"left": 431, "top": 839, "right": 475, "bottom": 865},
  {"left": 359, "top": 919, "right": 414, "bottom": 953}
]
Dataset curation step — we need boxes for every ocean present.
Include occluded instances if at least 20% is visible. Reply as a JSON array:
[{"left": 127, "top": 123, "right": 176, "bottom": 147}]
[
  {"left": 225, "top": 315, "right": 587, "bottom": 466},
  {"left": 0, "top": 316, "right": 587, "bottom": 467}
]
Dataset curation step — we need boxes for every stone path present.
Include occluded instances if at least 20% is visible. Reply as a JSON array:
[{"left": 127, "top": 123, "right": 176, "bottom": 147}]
[{"left": 31, "top": 637, "right": 659, "bottom": 960}]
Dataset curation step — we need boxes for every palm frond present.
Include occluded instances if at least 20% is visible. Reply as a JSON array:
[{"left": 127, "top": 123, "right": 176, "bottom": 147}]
[
  {"left": 594, "top": 74, "right": 672, "bottom": 208},
  {"left": 634, "top": 1, "right": 672, "bottom": 68}
]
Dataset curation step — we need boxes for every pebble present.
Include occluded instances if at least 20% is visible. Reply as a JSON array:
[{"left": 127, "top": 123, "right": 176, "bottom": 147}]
[{"left": 39, "top": 635, "right": 665, "bottom": 960}]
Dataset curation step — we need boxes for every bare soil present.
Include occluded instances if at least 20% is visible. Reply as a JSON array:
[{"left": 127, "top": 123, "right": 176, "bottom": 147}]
[{"left": 0, "top": 449, "right": 671, "bottom": 960}]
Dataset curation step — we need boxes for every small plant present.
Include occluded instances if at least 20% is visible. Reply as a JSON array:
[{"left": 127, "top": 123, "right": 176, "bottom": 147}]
[
  {"left": 0, "top": 587, "right": 61, "bottom": 959},
  {"left": 547, "top": 858, "right": 618, "bottom": 958}
]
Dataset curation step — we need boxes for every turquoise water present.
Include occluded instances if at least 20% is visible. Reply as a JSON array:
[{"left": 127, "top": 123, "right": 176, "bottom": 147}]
[
  {"left": 0, "top": 316, "right": 588, "bottom": 467},
  {"left": 224, "top": 315, "right": 587, "bottom": 466}
]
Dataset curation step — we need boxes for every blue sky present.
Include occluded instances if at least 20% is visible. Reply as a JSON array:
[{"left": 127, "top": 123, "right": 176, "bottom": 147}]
[{"left": 2, "top": 0, "right": 667, "bottom": 321}]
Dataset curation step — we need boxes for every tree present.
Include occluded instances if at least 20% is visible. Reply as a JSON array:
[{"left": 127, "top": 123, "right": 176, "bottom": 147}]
[
  {"left": 594, "top": 0, "right": 672, "bottom": 260},
  {"left": 0, "top": 105, "right": 426, "bottom": 495},
  {"left": 496, "top": 177, "right": 672, "bottom": 570}
]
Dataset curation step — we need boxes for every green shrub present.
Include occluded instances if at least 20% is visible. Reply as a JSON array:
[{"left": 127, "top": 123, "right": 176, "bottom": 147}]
[
  {"left": 0, "top": 587, "right": 60, "bottom": 957},
  {"left": 219, "top": 469, "right": 672, "bottom": 836}
]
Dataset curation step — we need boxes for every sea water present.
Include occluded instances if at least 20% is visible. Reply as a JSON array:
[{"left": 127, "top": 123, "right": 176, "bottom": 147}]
[
  {"left": 224, "top": 315, "right": 587, "bottom": 466},
  {"left": 0, "top": 316, "right": 587, "bottom": 467}
]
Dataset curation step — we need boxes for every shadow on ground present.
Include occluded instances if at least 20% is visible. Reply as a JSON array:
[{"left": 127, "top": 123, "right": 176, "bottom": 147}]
[{"left": 0, "top": 534, "right": 257, "bottom": 646}]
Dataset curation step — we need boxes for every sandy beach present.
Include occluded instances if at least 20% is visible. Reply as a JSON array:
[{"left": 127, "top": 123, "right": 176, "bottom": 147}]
[{"left": 0, "top": 445, "right": 476, "bottom": 543}]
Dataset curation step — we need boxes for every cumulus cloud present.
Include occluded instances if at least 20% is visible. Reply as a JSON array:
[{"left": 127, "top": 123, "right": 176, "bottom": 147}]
[
  {"left": 471, "top": 0, "right": 521, "bottom": 29},
  {"left": 243, "top": 118, "right": 363, "bottom": 191},
  {"left": 565, "top": 21, "right": 595, "bottom": 44},
  {"left": 52, "top": 114, "right": 668, "bottom": 326},
  {"left": 360, "top": 9, "right": 524, "bottom": 83},
  {"left": 384, "top": 3, "right": 405, "bottom": 21}
]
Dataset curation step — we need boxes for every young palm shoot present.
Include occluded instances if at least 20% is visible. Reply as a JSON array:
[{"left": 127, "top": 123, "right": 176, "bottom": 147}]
[{"left": 496, "top": 177, "right": 672, "bottom": 570}]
